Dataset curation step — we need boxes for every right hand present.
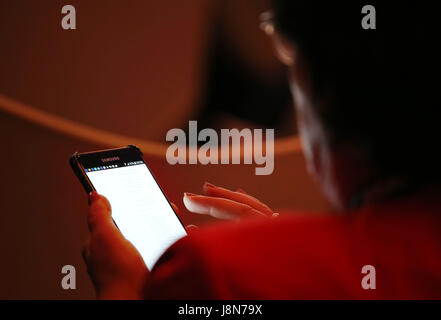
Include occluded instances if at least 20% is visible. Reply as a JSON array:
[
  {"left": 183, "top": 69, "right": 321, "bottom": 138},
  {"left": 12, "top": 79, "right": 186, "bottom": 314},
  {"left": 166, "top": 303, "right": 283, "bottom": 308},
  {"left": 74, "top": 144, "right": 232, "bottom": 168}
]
[{"left": 183, "top": 182, "right": 278, "bottom": 222}]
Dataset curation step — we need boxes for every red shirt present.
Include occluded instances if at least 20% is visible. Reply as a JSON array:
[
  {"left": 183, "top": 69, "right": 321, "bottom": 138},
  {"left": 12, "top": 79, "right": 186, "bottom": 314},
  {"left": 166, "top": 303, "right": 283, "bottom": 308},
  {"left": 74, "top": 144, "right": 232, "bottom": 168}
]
[{"left": 145, "top": 192, "right": 441, "bottom": 299}]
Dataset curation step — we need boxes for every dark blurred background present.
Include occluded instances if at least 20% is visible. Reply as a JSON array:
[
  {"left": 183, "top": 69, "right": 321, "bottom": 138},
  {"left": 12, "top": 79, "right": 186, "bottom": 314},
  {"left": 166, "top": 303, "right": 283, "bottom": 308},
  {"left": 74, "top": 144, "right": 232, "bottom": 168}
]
[{"left": 0, "top": 0, "right": 328, "bottom": 299}]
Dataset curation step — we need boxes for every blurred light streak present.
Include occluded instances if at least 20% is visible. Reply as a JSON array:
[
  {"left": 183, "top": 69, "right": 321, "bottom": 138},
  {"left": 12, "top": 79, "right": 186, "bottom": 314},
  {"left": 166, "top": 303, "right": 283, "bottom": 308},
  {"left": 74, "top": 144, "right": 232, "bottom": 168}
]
[{"left": 0, "top": 93, "right": 302, "bottom": 158}]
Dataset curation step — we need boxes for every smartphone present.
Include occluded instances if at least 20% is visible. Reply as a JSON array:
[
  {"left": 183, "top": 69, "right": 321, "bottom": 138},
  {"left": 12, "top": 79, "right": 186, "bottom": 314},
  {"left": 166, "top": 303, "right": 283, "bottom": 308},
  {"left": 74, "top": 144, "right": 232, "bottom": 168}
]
[{"left": 70, "top": 145, "right": 187, "bottom": 270}]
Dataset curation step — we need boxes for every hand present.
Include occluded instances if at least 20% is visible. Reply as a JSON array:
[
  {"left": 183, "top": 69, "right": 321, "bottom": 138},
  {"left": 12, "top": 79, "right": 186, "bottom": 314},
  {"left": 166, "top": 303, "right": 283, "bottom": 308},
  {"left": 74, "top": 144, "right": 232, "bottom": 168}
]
[
  {"left": 83, "top": 193, "right": 196, "bottom": 299},
  {"left": 183, "top": 182, "right": 278, "bottom": 221},
  {"left": 83, "top": 192, "right": 148, "bottom": 299}
]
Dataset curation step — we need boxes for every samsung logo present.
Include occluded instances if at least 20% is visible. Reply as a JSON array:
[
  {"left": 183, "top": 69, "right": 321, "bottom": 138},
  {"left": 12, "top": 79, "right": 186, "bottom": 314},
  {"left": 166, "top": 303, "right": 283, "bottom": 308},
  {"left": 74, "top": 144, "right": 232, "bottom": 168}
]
[{"left": 101, "top": 156, "right": 120, "bottom": 162}]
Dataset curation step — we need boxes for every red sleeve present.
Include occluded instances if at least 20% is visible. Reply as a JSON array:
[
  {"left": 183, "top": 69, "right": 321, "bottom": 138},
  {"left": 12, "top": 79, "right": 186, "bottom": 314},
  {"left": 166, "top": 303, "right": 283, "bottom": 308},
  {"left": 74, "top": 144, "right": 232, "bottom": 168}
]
[
  {"left": 143, "top": 235, "right": 217, "bottom": 299},
  {"left": 142, "top": 201, "right": 441, "bottom": 299}
]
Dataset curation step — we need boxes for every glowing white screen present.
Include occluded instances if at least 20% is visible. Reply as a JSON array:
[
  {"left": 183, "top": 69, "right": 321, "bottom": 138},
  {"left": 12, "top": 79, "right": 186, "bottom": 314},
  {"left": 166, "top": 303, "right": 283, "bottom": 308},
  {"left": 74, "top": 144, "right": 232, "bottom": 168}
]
[{"left": 86, "top": 164, "right": 187, "bottom": 270}]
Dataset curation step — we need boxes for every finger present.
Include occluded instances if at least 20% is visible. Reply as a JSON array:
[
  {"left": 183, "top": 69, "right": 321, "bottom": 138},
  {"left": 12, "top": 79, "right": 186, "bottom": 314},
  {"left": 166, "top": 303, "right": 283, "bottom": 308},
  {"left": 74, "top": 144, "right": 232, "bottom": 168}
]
[
  {"left": 236, "top": 188, "right": 248, "bottom": 195},
  {"left": 183, "top": 193, "right": 267, "bottom": 220},
  {"left": 185, "top": 224, "right": 199, "bottom": 234},
  {"left": 87, "top": 192, "right": 116, "bottom": 233},
  {"left": 171, "top": 203, "right": 179, "bottom": 215},
  {"left": 202, "top": 182, "right": 273, "bottom": 217},
  {"left": 82, "top": 239, "right": 90, "bottom": 263},
  {"left": 82, "top": 241, "right": 95, "bottom": 279}
]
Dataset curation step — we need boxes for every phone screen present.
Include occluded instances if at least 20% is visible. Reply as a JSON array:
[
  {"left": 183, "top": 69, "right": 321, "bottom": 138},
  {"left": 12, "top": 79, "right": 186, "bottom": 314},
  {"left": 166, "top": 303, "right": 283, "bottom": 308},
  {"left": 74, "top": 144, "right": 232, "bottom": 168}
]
[{"left": 84, "top": 161, "right": 187, "bottom": 270}]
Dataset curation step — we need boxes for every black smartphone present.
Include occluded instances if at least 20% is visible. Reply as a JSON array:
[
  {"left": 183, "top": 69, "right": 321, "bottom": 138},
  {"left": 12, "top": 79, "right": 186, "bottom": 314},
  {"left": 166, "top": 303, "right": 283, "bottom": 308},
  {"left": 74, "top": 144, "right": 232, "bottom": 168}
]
[{"left": 70, "top": 145, "right": 187, "bottom": 270}]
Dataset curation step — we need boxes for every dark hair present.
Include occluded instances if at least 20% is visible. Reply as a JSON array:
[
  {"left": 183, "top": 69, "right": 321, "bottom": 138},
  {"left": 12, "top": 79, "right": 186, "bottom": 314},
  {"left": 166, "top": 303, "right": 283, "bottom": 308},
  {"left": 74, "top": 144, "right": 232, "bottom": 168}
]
[{"left": 274, "top": 1, "right": 441, "bottom": 185}]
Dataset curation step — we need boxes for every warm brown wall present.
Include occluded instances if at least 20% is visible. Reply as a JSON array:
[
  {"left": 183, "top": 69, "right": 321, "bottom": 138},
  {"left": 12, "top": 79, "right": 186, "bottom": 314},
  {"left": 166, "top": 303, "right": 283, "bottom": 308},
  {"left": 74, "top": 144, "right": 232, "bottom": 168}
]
[
  {"left": 0, "top": 0, "right": 329, "bottom": 299},
  {"left": 0, "top": 0, "right": 214, "bottom": 140}
]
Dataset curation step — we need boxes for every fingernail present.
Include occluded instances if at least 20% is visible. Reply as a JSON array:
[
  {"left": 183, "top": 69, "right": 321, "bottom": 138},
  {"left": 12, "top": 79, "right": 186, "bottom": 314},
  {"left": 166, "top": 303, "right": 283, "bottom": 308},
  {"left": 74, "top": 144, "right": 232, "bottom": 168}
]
[
  {"left": 88, "top": 191, "right": 99, "bottom": 205},
  {"left": 204, "top": 182, "right": 216, "bottom": 189},
  {"left": 184, "top": 192, "right": 196, "bottom": 198}
]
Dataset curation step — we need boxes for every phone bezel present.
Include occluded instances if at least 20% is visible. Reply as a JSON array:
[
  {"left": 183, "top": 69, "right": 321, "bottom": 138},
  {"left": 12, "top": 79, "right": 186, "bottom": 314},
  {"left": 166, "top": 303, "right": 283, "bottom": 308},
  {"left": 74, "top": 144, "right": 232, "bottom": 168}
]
[{"left": 70, "top": 145, "right": 187, "bottom": 234}]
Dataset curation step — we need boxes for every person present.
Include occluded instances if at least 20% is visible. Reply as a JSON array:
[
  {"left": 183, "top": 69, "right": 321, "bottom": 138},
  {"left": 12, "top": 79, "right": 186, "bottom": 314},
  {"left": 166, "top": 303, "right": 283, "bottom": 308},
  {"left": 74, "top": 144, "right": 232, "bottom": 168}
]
[{"left": 82, "top": 1, "right": 441, "bottom": 299}]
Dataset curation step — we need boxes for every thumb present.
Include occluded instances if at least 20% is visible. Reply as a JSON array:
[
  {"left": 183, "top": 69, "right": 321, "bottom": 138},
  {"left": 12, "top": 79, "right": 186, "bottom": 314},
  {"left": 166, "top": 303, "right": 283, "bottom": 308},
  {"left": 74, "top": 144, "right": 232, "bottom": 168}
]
[
  {"left": 87, "top": 192, "right": 116, "bottom": 233},
  {"left": 170, "top": 202, "right": 179, "bottom": 215}
]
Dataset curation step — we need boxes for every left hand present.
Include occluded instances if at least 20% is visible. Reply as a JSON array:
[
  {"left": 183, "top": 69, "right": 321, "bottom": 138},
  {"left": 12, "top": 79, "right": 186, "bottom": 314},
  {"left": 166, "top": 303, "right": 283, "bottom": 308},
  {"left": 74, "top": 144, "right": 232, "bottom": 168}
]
[
  {"left": 83, "top": 192, "right": 148, "bottom": 299},
  {"left": 83, "top": 192, "right": 197, "bottom": 299}
]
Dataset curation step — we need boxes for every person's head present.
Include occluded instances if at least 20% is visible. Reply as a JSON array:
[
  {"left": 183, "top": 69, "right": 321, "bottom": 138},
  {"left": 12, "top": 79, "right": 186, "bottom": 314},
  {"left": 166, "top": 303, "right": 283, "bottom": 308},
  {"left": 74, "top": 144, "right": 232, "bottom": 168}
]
[{"left": 263, "top": 1, "right": 441, "bottom": 209}]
